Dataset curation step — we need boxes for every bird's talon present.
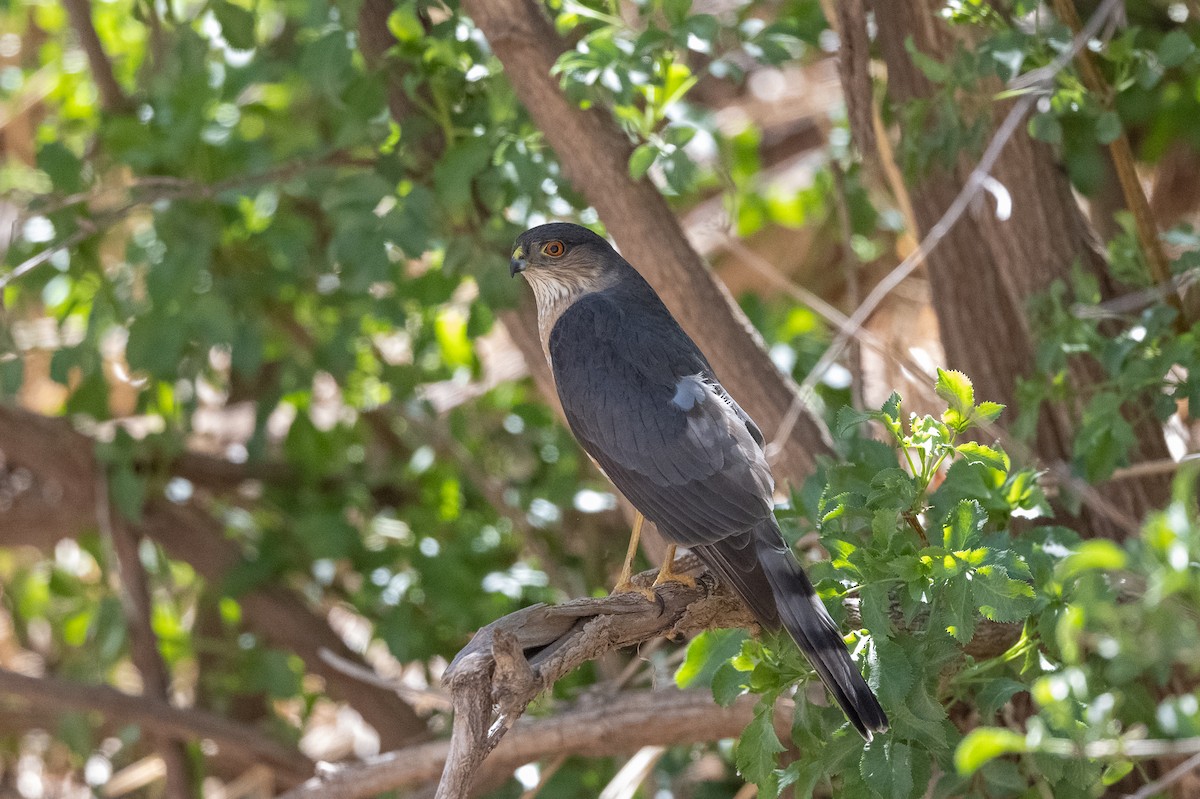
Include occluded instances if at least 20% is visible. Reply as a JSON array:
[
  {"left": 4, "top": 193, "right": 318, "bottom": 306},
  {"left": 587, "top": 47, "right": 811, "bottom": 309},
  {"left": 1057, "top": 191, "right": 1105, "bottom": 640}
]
[
  {"left": 611, "top": 581, "right": 657, "bottom": 603},
  {"left": 652, "top": 570, "right": 696, "bottom": 589}
]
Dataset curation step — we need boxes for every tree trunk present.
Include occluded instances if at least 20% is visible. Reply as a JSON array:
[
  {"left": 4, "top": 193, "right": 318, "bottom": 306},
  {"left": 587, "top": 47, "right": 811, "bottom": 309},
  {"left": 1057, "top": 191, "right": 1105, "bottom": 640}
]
[{"left": 864, "top": 0, "right": 1172, "bottom": 537}]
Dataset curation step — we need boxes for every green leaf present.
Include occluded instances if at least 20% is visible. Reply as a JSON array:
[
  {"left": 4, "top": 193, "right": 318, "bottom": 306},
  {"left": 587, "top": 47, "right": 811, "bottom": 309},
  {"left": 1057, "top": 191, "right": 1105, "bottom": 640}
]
[
  {"left": 1158, "top": 29, "right": 1196, "bottom": 68},
  {"left": 973, "top": 401, "right": 1005, "bottom": 424},
  {"left": 955, "top": 442, "right": 1010, "bottom": 473},
  {"left": 711, "top": 661, "right": 749, "bottom": 707},
  {"left": 212, "top": 0, "right": 256, "bottom": 51},
  {"left": 628, "top": 143, "right": 658, "bottom": 179},
  {"left": 935, "top": 368, "right": 974, "bottom": 412},
  {"left": 735, "top": 700, "right": 784, "bottom": 784},
  {"left": 109, "top": 464, "right": 145, "bottom": 523},
  {"left": 954, "top": 727, "right": 1026, "bottom": 775},
  {"left": 1094, "top": 111, "right": 1122, "bottom": 145},
  {"left": 1057, "top": 539, "right": 1127, "bottom": 580},
  {"left": 861, "top": 739, "right": 915, "bottom": 799},
  {"left": 973, "top": 565, "right": 1035, "bottom": 622},
  {"left": 936, "top": 369, "right": 975, "bottom": 431},
  {"left": 1101, "top": 760, "right": 1134, "bottom": 786},
  {"left": 836, "top": 405, "right": 878, "bottom": 437},
  {"left": 676, "top": 628, "right": 747, "bottom": 689},
  {"left": 37, "top": 142, "right": 84, "bottom": 193},
  {"left": 976, "top": 678, "right": 1027, "bottom": 718},
  {"left": 939, "top": 573, "right": 977, "bottom": 644},
  {"left": 944, "top": 499, "right": 986, "bottom": 550}
]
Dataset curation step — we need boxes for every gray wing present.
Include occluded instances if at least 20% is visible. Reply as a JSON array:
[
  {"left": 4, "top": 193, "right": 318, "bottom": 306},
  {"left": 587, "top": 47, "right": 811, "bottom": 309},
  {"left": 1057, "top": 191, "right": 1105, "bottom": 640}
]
[{"left": 548, "top": 291, "right": 774, "bottom": 546}]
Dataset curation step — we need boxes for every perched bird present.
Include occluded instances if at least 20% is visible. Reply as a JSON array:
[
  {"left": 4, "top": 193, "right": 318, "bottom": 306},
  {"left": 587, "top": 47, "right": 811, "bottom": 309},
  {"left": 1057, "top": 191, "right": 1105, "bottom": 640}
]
[{"left": 509, "top": 222, "right": 888, "bottom": 739}]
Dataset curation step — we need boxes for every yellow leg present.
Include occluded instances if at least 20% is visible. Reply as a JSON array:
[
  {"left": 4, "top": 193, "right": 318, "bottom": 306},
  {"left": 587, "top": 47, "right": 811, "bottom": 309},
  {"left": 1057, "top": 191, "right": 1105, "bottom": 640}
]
[
  {"left": 653, "top": 544, "right": 697, "bottom": 588},
  {"left": 612, "top": 512, "right": 655, "bottom": 601}
]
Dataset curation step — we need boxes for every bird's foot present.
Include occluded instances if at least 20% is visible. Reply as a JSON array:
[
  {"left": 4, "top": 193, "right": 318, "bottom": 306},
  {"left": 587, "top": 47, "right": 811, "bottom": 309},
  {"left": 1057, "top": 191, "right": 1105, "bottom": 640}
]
[
  {"left": 652, "top": 545, "right": 697, "bottom": 588},
  {"left": 611, "top": 580, "right": 658, "bottom": 603},
  {"left": 652, "top": 561, "right": 696, "bottom": 589}
]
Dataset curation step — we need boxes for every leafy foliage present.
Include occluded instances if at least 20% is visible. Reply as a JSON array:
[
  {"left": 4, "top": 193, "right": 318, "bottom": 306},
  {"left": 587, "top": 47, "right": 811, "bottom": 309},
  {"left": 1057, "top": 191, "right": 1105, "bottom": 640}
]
[{"left": 683, "top": 372, "right": 1200, "bottom": 798}]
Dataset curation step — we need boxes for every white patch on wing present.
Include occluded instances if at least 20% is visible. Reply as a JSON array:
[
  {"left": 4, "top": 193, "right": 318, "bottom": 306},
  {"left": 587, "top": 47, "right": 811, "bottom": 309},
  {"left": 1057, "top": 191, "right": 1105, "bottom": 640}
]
[
  {"left": 669, "top": 374, "right": 774, "bottom": 497},
  {"left": 671, "top": 374, "right": 708, "bottom": 411}
]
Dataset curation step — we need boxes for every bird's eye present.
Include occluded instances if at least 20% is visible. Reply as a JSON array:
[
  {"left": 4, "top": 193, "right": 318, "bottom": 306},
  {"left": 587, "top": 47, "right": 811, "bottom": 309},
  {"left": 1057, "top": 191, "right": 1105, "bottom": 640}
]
[{"left": 542, "top": 241, "right": 565, "bottom": 257}]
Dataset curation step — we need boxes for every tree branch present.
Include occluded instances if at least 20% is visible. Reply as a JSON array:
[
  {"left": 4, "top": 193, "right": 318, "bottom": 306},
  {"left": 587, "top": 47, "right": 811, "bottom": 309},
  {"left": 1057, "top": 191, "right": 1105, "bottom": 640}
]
[
  {"left": 0, "top": 405, "right": 429, "bottom": 749},
  {"left": 60, "top": 0, "right": 132, "bottom": 113},
  {"left": 0, "top": 668, "right": 312, "bottom": 784},
  {"left": 279, "top": 687, "right": 784, "bottom": 799},
  {"left": 281, "top": 554, "right": 1021, "bottom": 799}
]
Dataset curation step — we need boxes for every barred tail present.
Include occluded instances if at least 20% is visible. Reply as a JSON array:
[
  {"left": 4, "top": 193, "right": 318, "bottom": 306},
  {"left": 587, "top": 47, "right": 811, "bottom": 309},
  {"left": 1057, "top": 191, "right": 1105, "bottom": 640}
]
[{"left": 753, "top": 518, "right": 888, "bottom": 739}]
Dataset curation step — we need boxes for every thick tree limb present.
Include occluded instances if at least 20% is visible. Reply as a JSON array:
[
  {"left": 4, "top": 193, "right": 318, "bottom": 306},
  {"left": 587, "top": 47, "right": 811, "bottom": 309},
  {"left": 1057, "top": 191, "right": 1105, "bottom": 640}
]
[
  {"left": 280, "top": 688, "right": 781, "bottom": 799},
  {"left": 0, "top": 405, "right": 428, "bottom": 749},
  {"left": 461, "top": 0, "right": 832, "bottom": 489},
  {"left": 0, "top": 668, "right": 312, "bottom": 784},
  {"left": 281, "top": 556, "right": 1021, "bottom": 799}
]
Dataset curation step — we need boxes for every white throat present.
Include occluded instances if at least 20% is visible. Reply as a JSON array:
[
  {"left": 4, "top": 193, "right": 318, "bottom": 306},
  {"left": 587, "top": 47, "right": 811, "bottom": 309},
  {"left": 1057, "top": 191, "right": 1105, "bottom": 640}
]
[{"left": 527, "top": 275, "right": 588, "bottom": 363}]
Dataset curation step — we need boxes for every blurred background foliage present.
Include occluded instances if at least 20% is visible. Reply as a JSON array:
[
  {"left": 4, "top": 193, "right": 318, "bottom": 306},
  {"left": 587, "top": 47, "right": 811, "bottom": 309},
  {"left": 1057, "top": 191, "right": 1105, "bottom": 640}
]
[{"left": 0, "top": 0, "right": 1197, "bottom": 797}]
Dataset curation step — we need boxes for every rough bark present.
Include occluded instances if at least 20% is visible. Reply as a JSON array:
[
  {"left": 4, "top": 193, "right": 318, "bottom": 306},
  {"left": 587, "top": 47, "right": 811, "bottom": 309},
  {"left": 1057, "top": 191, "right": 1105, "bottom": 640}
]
[
  {"left": 461, "top": 0, "right": 833, "bottom": 489},
  {"left": 0, "top": 405, "right": 428, "bottom": 750},
  {"left": 864, "top": 0, "right": 1172, "bottom": 536}
]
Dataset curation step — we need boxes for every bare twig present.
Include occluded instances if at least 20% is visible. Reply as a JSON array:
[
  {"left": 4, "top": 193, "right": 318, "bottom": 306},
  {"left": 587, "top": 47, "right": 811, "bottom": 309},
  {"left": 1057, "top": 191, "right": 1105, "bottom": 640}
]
[
  {"left": 0, "top": 668, "right": 312, "bottom": 782},
  {"left": 1125, "top": 750, "right": 1200, "bottom": 799}
]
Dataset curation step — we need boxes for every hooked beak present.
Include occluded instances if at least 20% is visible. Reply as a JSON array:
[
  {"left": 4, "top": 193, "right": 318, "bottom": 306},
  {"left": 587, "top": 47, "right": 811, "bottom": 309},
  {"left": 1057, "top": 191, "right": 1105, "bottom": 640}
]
[{"left": 509, "top": 245, "right": 527, "bottom": 277}]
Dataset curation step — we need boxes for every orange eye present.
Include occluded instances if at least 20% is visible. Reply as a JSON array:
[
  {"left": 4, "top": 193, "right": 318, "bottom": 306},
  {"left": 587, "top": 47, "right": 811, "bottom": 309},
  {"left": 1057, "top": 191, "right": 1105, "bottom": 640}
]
[{"left": 542, "top": 240, "right": 565, "bottom": 257}]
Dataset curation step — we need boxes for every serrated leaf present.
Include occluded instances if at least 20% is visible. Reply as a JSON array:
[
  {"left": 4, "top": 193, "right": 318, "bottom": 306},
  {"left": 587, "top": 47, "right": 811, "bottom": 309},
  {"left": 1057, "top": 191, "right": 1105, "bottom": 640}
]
[
  {"left": 837, "top": 405, "right": 878, "bottom": 437},
  {"left": 935, "top": 368, "right": 974, "bottom": 416},
  {"left": 862, "top": 739, "right": 915, "bottom": 799},
  {"left": 944, "top": 499, "right": 986, "bottom": 550},
  {"left": 628, "top": 143, "right": 658, "bottom": 179},
  {"left": 973, "top": 401, "right": 1005, "bottom": 424},
  {"left": 736, "top": 700, "right": 784, "bottom": 784},
  {"left": 973, "top": 566, "right": 1035, "bottom": 622},
  {"left": 940, "top": 573, "right": 977, "bottom": 644},
  {"left": 881, "top": 391, "right": 902, "bottom": 424},
  {"left": 977, "top": 678, "right": 1028, "bottom": 718},
  {"left": 954, "top": 727, "right": 1026, "bottom": 775},
  {"left": 955, "top": 442, "right": 1010, "bottom": 473}
]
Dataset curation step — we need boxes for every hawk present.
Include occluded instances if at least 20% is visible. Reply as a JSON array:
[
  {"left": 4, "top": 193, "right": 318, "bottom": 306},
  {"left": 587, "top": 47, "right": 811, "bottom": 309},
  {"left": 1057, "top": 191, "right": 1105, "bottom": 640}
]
[{"left": 510, "top": 222, "right": 887, "bottom": 739}]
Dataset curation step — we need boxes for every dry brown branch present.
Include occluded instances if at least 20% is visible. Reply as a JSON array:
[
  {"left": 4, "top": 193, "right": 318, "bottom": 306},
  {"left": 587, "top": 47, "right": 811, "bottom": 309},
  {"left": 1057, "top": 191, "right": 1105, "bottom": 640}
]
[
  {"left": 461, "top": 0, "right": 833, "bottom": 489},
  {"left": 0, "top": 667, "right": 312, "bottom": 784},
  {"left": 0, "top": 405, "right": 429, "bottom": 748},
  {"left": 97, "top": 473, "right": 193, "bottom": 798}
]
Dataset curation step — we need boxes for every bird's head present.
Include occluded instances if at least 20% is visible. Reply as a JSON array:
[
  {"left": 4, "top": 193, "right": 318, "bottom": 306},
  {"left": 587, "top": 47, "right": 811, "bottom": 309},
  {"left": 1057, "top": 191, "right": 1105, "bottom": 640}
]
[{"left": 510, "top": 223, "right": 618, "bottom": 293}]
